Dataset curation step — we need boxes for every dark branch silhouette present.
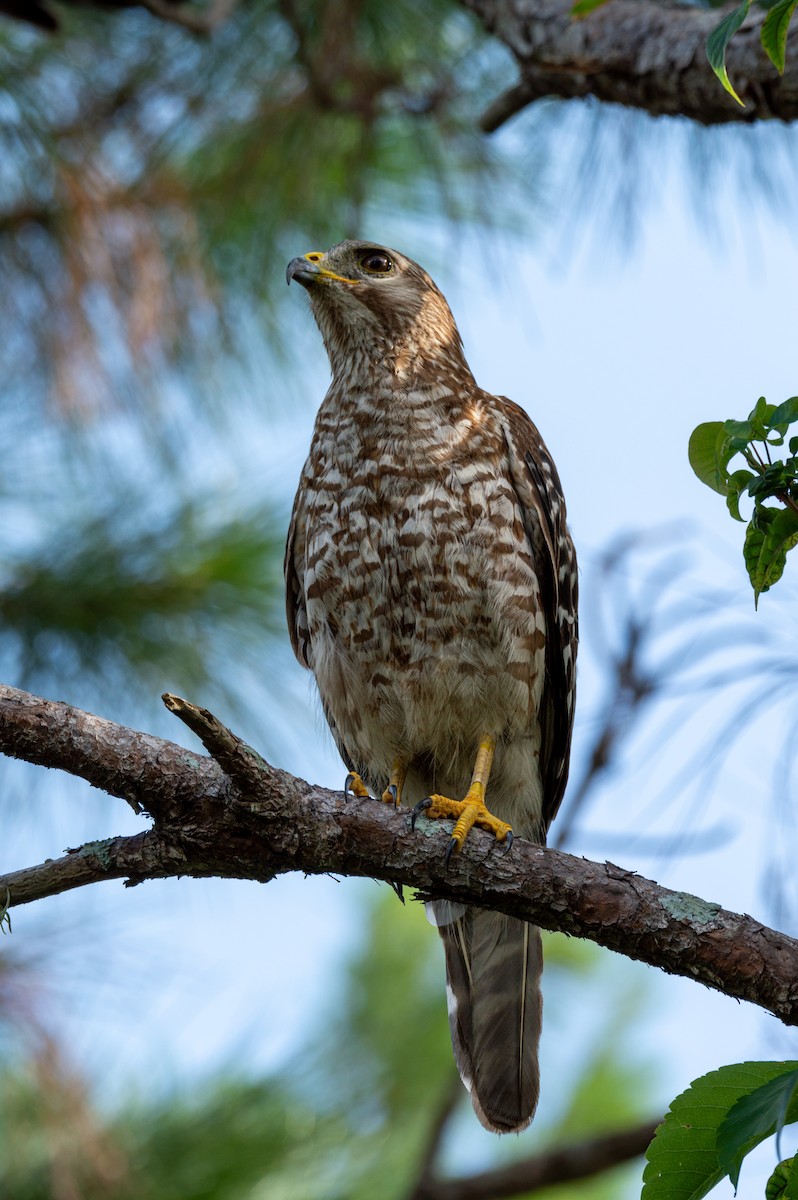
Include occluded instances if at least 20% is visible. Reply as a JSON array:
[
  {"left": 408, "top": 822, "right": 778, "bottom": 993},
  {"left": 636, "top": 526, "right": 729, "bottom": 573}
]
[{"left": 411, "top": 1118, "right": 660, "bottom": 1199}]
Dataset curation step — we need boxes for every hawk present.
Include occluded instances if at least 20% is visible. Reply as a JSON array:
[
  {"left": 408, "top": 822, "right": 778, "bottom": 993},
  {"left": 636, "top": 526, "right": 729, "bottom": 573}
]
[{"left": 285, "top": 240, "right": 578, "bottom": 1133}]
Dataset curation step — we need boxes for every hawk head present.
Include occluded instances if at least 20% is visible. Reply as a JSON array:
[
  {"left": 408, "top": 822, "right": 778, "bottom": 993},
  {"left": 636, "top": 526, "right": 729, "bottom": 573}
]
[{"left": 286, "top": 240, "right": 469, "bottom": 386}]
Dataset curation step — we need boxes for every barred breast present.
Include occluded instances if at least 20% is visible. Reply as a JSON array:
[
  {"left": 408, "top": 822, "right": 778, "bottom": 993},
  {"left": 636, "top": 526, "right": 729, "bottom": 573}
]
[{"left": 294, "top": 384, "right": 547, "bottom": 837}]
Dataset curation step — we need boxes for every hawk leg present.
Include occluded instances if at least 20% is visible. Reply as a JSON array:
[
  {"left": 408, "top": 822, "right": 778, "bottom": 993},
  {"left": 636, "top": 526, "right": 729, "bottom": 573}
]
[
  {"left": 381, "top": 758, "right": 407, "bottom": 808},
  {"left": 344, "top": 758, "right": 407, "bottom": 807},
  {"left": 411, "top": 735, "right": 512, "bottom": 862}
]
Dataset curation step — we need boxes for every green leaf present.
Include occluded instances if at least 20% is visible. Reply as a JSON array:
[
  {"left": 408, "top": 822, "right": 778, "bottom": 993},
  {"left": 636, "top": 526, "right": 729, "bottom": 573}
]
[
  {"left": 770, "top": 396, "right": 798, "bottom": 427},
  {"left": 767, "top": 1158, "right": 798, "bottom": 1199},
  {"left": 761, "top": 0, "right": 798, "bottom": 72},
  {"left": 706, "top": 0, "right": 752, "bottom": 105},
  {"left": 749, "top": 463, "right": 791, "bottom": 499},
  {"left": 744, "top": 506, "right": 798, "bottom": 604},
  {"left": 643, "top": 1062, "right": 798, "bottom": 1200},
  {"left": 722, "top": 417, "right": 759, "bottom": 455},
  {"left": 689, "top": 422, "right": 732, "bottom": 493},
  {"left": 570, "top": 0, "right": 612, "bottom": 16},
  {"left": 726, "top": 469, "right": 755, "bottom": 521},
  {"left": 750, "top": 395, "right": 777, "bottom": 429},
  {"left": 717, "top": 1068, "right": 798, "bottom": 1187}
]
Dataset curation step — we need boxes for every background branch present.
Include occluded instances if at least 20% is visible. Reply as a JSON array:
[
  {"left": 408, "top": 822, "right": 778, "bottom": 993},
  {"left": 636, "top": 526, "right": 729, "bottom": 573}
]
[{"left": 411, "top": 1117, "right": 660, "bottom": 1199}]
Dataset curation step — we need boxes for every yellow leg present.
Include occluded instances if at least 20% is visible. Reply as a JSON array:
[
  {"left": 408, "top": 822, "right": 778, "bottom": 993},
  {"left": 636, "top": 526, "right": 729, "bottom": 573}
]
[
  {"left": 381, "top": 758, "right": 407, "bottom": 808},
  {"left": 410, "top": 735, "right": 513, "bottom": 861}
]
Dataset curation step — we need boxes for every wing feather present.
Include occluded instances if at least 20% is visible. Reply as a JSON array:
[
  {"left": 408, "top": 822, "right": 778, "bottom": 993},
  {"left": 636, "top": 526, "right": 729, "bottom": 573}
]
[
  {"left": 284, "top": 483, "right": 311, "bottom": 669},
  {"left": 498, "top": 396, "right": 578, "bottom": 831},
  {"left": 284, "top": 480, "right": 363, "bottom": 778}
]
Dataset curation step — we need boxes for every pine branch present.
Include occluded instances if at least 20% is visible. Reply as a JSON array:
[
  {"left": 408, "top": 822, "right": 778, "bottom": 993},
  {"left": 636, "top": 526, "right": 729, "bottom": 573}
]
[
  {"left": 2, "top": 682, "right": 798, "bottom": 1029},
  {"left": 463, "top": 0, "right": 798, "bottom": 129}
]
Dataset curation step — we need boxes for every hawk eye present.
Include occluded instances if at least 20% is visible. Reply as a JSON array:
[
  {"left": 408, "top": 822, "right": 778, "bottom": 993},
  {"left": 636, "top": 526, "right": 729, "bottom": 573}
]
[{"left": 359, "top": 250, "right": 394, "bottom": 274}]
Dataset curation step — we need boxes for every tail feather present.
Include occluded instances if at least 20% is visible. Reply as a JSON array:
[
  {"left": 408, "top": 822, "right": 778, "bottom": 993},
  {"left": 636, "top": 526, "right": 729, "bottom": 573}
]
[{"left": 434, "top": 904, "right": 543, "bottom": 1133}]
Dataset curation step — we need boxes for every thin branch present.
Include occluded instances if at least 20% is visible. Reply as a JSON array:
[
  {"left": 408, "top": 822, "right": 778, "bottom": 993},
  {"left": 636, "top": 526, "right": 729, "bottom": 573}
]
[
  {"left": 412, "top": 1118, "right": 660, "bottom": 1200},
  {"left": 462, "top": 0, "right": 798, "bottom": 130},
  {"left": 0, "top": 831, "right": 178, "bottom": 904},
  {"left": 405, "top": 1074, "right": 464, "bottom": 1200},
  {"left": 3, "top": 684, "right": 798, "bottom": 1028}
]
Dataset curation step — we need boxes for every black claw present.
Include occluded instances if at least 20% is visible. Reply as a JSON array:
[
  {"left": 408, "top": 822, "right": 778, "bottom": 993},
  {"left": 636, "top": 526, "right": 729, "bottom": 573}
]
[
  {"left": 502, "top": 830, "right": 514, "bottom": 855},
  {"left": 344, "top": 772, "right": 357, "bottom": 799},
  {"left": 387, "top": 784, "right": 398, "bottom": 808},
  {"left": 390, "top": 880, "right": 405, "bottom": 904},
  {"left": 444, "top": 837, "right": 459, "bottom": 869},
  {"left": 410, "top": 797, "right": 432, "bottom": 830}
]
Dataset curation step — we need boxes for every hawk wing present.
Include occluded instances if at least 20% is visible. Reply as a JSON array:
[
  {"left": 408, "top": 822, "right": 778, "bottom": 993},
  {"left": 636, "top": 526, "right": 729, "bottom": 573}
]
[
  {"left": 498, "top": 396, "right": 578, "bottom": 833},
  {"left": 284, "top": 482, "right": 310, "bottom": 669},
  {"left": 284, "top": 480, "right": 361, "bottom": 777}
]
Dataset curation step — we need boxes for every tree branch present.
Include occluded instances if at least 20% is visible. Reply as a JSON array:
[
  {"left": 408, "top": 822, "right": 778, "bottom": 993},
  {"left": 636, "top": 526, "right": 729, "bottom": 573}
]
[
  {"left": 0, "top": 831, "right": 179, "bottom": 904},
  {"left": 412, "top": 1117, "right": 660, "bottom": 1199},
  {"left": 462, "top": 0, "right": 798, "bottom": 129},
  {"left": 3, "top": 683, "right": 798, "bottom": 1028}
]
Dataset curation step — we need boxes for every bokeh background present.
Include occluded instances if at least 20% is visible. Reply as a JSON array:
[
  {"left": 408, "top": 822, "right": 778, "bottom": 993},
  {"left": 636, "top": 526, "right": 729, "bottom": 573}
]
[{"left": 2, "top": 2, "right": 798, "bottom": 1197}]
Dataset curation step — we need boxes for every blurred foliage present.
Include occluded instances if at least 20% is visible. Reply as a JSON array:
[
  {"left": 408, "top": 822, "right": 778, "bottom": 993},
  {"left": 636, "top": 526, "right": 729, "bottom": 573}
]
[
  {"left": 0, "top": 496, "right": 284, "bottom": 707},
  {"left": 0, "top": 893, "right": 656, "bottom": 1200},
  {"left": 0, "top": 0, "right": 507, "bottom": 409},
  {"left": 0, "top": 0, "right": 514, "bottom": 727}
]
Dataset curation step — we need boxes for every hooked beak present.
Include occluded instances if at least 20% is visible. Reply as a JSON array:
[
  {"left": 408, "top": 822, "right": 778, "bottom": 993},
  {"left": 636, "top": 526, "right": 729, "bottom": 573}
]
[{"left": 286, "top": 253, "right": 359, "bottom": 289}]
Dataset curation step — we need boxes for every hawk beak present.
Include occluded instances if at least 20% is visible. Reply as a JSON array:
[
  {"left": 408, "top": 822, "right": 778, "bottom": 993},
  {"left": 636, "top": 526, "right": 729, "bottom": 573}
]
[{"left": 286, "top": 253, "right": 359, "bottom": 288}]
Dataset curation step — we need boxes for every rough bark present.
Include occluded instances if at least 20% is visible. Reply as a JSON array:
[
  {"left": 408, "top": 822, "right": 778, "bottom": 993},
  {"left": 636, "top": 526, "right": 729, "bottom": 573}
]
[
  {"left": 462, "top": 0, "right": 798, "bottom": 129},
  {"left": 2, "top": 682, "right": 798, "bottom": 1029}
]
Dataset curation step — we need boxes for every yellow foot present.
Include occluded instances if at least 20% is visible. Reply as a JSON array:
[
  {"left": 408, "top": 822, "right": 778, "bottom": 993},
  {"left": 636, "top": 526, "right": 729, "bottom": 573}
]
[
  {"left": 381, "top": 758, "right": 408, "bottom": 809},
  {"left": 344, "top": 771, "right": 371, "bottom": 800},
  {"left": 409, "top": 735, "right": 513, "bottom": 864}
]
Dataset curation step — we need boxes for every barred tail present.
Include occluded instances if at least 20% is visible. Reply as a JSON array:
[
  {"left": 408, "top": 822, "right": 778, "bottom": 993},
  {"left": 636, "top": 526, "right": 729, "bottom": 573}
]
[{"left": 432, "top": 904, "right": 543, "bottom": 1133}]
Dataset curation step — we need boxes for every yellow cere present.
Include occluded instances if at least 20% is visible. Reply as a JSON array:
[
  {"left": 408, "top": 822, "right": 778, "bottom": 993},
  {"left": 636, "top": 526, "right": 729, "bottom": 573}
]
[{"left": 302, "top": 251, "right": 359, "bottom": 285}]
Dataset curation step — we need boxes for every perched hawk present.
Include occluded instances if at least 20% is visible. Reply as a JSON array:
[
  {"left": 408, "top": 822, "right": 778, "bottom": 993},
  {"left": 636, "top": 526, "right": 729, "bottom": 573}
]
[{"left": 285, "top": 241, "right": 578, "bottom": 1133}]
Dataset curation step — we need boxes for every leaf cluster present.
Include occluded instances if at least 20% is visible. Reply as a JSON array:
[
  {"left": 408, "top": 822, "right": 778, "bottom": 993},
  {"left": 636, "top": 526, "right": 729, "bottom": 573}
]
[
  {"left": 569, "top": 0, "right": 797, "bottom": 110},
  {"left": 689, "top": 396, "right": 798, "bottom": 604},
  {"left": 0, "top": 0, "right": 506, "bottom": 410},
  {"left": 643, "top": 1061, "right": 798, "bottom": 1199},
  {"left": 706, "top": 0, "right": 797, "bottom": 106}
]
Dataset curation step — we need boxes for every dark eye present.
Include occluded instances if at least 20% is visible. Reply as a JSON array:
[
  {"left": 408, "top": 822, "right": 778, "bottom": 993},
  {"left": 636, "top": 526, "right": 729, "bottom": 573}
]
[{"left": 359, "top": 250, "right": 394, "bottom": 274}]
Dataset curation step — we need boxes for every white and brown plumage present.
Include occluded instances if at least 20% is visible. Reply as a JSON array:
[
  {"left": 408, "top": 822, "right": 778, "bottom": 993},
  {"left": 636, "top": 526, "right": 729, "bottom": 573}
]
[{"left": 285, "top": 240, "right": 578, "bottom": 1133}]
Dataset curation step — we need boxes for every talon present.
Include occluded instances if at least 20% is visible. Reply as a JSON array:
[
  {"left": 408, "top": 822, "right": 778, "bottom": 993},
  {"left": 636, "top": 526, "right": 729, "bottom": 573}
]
[
  {"left": 411, "top": 797, "right": 432, "bottom": 830},
  {"left": 382, "top": 758, "right": 407, "bottom": 808},
  {"left": 344, "top": 771, "right": 371, "bottom": 800},
  {"left": 410, "top": 736, "right": 513, "bottom": 853},
  {"left": 503, "top": 830, "right": 513, "bottom": 855}
]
